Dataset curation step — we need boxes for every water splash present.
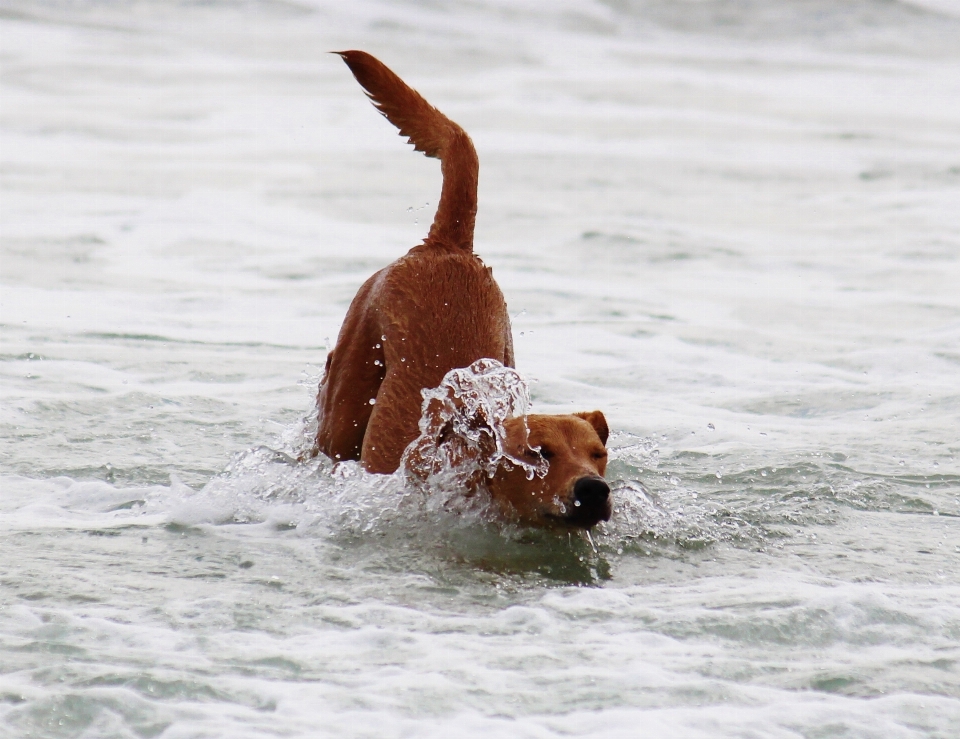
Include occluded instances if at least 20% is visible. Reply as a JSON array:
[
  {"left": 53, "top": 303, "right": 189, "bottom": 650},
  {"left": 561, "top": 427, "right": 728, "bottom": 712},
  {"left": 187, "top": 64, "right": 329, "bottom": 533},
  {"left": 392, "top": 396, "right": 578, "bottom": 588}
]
[
  {"left": 168, "top": 360, "right": 547, "bottom": 535},
  {"left": 178, "top": 361, "right": 741, "bottom": 555},
  {"left": 401, "top": 358, "right": 547, "bottom": 494}
]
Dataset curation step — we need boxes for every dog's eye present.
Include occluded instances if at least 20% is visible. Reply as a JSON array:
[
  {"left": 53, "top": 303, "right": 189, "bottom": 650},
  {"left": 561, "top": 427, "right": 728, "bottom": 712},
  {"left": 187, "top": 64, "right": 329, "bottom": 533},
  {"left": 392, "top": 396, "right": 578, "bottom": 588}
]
[
  {"left": 539, "top": 447, "right": 555, "bottom": 460},
  {"left": 591, "top": 450, "right": 607, "bottom": 460}
]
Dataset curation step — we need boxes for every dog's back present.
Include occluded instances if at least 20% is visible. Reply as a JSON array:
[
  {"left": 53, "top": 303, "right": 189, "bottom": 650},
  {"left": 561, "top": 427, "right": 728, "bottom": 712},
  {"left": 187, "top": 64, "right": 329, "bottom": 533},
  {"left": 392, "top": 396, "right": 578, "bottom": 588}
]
[{"left": 316, "top": 52, "right": 514, "bottom": 473}]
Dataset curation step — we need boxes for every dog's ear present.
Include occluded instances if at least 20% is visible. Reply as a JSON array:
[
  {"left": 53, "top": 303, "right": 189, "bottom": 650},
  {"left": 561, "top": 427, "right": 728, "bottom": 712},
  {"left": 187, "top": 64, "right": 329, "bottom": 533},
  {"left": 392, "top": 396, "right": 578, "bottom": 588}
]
[{"left": 574, "top": 410, "right": 608, "bottom": 446}]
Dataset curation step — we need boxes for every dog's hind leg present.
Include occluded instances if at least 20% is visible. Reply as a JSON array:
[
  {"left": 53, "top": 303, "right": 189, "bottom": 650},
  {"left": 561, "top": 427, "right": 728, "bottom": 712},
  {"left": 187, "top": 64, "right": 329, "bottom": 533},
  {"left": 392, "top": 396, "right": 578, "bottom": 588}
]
[{"left": 316, "top": 280, "right": 387, "bottom": 462}]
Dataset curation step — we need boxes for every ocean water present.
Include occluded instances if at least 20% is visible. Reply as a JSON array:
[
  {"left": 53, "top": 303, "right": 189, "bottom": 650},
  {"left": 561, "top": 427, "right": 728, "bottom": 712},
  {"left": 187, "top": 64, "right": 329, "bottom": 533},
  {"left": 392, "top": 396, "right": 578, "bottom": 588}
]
[{"left": 2, "top": 0, "right": 959, "bottom": 737}]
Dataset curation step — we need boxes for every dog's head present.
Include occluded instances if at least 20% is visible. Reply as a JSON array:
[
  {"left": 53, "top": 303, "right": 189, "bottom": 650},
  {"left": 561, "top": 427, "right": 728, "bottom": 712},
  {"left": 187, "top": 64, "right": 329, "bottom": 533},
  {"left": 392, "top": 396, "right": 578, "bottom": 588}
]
[{"left": 488, "top": 411, "right": 610, "bottom": 528}]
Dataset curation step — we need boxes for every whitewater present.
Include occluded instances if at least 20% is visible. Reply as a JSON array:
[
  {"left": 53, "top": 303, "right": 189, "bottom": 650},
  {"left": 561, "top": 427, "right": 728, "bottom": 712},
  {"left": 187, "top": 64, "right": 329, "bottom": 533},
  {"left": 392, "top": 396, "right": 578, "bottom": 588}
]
[{"left": 1, "top": 1, "right": 959, "bottom": 737}]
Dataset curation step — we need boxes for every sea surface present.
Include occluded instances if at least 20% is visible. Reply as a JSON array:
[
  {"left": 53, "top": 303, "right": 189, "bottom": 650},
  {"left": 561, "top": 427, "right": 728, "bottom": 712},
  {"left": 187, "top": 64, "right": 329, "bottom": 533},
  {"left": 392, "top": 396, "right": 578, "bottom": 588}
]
[{"left": 2, "top": 1, "right": 960, "bottom": 737}]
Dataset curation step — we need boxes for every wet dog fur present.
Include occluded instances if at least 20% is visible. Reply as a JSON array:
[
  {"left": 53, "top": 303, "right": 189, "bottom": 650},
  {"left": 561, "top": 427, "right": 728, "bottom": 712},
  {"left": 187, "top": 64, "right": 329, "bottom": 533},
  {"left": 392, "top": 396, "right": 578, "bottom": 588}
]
[{"left": 313, "top": 51, "right": 611, "bottom": 528}]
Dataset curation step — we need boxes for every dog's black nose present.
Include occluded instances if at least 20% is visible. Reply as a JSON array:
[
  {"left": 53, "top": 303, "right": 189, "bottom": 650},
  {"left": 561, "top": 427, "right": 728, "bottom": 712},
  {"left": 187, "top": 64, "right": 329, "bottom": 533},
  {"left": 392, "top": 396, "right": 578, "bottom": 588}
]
[{"left": 573, "top": 476, "right": 610, "bottom": 509}]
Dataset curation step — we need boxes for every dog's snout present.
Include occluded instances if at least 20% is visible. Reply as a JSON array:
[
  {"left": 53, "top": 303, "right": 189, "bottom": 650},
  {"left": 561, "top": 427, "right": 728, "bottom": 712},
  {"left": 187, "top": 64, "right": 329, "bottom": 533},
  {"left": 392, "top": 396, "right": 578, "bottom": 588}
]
[
  {"left": 574, "top": 476, "right": 610, "bottom": 508},
  {"left": 566, "top": 476, "right": 611, "bottom": 527}
]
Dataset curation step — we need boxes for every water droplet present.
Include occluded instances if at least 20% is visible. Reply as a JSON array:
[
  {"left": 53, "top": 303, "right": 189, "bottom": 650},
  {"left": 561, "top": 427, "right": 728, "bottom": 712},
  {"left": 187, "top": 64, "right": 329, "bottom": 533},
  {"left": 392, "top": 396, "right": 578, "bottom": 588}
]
[
  {"left": 707, "top": 423, "right": 715, "bottom": 430},
  {"left": 761, "top": 470, "right": 768, "bottom": 477},
  {"left": 381, "top": 335, "right": 387, "bottom": 341},
  {"left": 368, "top": 398, "right": 376, "bottom": 405}
]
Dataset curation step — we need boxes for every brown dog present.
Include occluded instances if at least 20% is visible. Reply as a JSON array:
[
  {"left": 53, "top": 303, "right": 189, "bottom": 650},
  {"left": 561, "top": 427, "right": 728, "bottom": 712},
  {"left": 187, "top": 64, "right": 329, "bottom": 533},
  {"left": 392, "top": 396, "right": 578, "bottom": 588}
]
[{"left": 314, "top": 51, "right": 610, "bottom": 528}]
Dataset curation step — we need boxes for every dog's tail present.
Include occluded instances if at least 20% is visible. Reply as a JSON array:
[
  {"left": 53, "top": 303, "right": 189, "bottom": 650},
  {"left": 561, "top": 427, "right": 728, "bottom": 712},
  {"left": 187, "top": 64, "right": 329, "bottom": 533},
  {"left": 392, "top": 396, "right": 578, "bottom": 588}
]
[{"left": 335, "top": 50, "right": 478, "bottom": 252}]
